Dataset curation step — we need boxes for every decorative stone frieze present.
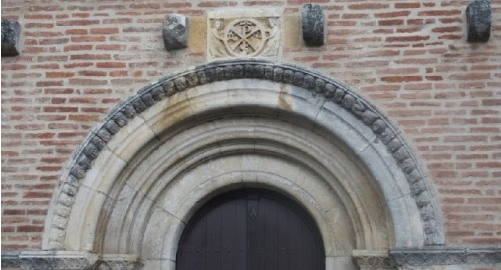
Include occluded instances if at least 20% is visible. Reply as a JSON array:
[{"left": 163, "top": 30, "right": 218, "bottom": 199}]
[
  {"left": 352, "top": 250, "right": 397, "bottom": 270},
  {"left": 301, "top": 4, "right": 324, "bottom": 46},
  {"left": 1, "top": 18, "right": 21, "bottom": 56},
  {"left": 1, "top": 252, "right": 143, "bottom": 270},
  {"left": 95, "top": 255, "right": 143, "bottom": 270},
  {"left": 46, "top": 59, "right": 443, "bottom": 249},
  {"left": 14, "top": 251, "right": 97, "bottom": 270},
  {"left": 1, "top": 251, "right": 20, "bottom": 269},
  {"left": 162, "top": 14, "right": 188, "bottom": 50},
  {"left": 390, "top": 247, "right": 501, "bottom": 266},
  {"left": 466, "top": 0, "right": 491, "bottom": 42},
  {"left": 207, "top": 10, "right": 281, "bottom": 60}
]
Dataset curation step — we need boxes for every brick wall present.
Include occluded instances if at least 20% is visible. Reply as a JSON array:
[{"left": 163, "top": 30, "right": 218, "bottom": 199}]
[{"left": 1, "top": 0, "right": 500, "bottom": 251}]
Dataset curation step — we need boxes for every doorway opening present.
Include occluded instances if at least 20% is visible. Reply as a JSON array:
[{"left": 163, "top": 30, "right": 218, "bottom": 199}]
[{"left": 176, "top": 189, "right": 325, "bottom": 270}]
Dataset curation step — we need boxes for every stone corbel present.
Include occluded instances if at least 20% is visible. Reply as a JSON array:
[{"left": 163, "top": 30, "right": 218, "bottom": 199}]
[
  {"left": 353, "top": 250, "right": 397, "bottom": 270},
  {"left": 1, "top": 18, "right": 21, "bottom": 56},
  {"left": 162, "top": 14, "right": 188, "bottom": 50},
  {"left": 466, "top": 0, "right": 491, "bottom": 42},
  {"left": 301, "top": 4, "right": 325, "bottom": 46}
]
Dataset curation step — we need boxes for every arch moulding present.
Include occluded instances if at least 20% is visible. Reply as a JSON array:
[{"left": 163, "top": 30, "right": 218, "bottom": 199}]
[{"left": 39, "top": 59, "right": 448, "bottom": 269}]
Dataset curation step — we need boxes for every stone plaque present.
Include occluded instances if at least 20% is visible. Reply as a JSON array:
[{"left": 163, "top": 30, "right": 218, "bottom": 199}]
[{"left": 207, "top": 9, "right": 281, "bottom": 60}]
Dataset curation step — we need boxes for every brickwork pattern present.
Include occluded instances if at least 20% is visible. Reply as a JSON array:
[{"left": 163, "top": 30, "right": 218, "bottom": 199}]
[{"left": 1, "top": 0, "right": 500, "bottom": 252}]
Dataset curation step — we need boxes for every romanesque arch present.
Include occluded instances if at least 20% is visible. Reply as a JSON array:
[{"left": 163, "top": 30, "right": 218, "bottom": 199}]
[{"left": 43, "top": 59, "right": 444, "bottom": 269}]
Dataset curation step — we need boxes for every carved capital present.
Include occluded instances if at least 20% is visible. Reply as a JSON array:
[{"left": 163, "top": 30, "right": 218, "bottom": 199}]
[
  {"left": 95, "top": 254, "right": 143, "bottom": 270},
  {"left": 353, "top": 250, "right": 397, "bottom": 270}
]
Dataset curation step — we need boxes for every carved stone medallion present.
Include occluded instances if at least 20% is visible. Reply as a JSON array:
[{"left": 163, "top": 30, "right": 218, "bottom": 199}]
[{"left": 207, "top": 9, "right": 281, "bottom": 60}]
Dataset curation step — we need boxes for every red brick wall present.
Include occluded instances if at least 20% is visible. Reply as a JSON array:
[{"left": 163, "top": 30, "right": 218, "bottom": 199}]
[{"left": 1, "top": 0, "right": 500, "bottom": 250}]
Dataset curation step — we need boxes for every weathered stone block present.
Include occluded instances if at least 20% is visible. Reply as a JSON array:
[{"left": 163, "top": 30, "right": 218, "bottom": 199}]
[
  {"left": 1, "top": 18, "right": 21, "bottom": 56},
  {"left": 301, "top": 4, "right": 324, "bottom": 46},
  {"left": 162, "top": 14, "right": 188, "bottom": 50},
  {"left": 466, "top": 0, "right": 491, "bottom": 42}
]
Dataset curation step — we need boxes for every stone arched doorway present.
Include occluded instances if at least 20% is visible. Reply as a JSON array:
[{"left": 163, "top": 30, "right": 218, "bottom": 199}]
[{"left": 42, "top": 59, "right": 444, "bottom": 269}]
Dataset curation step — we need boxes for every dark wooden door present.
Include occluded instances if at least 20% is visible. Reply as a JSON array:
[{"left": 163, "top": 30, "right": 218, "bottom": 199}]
[{"left": 176, "top": 189, "right": 324, "bottom": 270}]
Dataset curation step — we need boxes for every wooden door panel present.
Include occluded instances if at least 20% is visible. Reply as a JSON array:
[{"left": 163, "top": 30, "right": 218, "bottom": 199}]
[
  {"left": 220, "top": 200, "right": 236, "bottom": 270},
  {"left": 206, "top": 203, "right": 222, "bottom": 269},
  {"left": 176, "top": 189, "right": 324, "bottom": 270}
]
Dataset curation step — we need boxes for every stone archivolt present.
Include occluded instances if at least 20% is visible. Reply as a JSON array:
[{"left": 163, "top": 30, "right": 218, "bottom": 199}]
[
  {"left": 45, "top": 59, "right": 443, "bottom": 251},
  {"left": 35, "top": 59, "right": 500, "bottom": 269}
]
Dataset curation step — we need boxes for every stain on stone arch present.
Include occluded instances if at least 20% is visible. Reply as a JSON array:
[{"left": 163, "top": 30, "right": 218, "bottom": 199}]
[{"left": 45, "top": 58, "right": 444, "bottom": 249}]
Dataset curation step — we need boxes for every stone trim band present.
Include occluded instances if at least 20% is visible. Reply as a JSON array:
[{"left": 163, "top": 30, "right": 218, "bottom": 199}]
[
  {"left": 0, "top": 251, "right": 142, "bottom": 270},
  {"left": 353, "top": 248, "right": 501, "bottom": 269},
  {"left": 3, "top": 248, "right": 499, "bottom": 269},
  {"left": 46, "top": 59, "right": 443, "bottom": 249},
  {"left": 389, "top": 247, "right": 501, "bottom": 266}
]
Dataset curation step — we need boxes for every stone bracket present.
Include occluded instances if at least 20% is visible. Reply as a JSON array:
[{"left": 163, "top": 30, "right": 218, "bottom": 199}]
[
  {"left": 466, "top": 0, "right": 491, "bottom": 42},
  {"left": 301, "top": 4, "right": 324, "bottom": 46},
  {"left": 162, "top": 14, "right": 188, "bottom": 50},
  {"left": 390, "top": 247, "right": 501, "bottom": 266},
  {"left": 1, "top": 18, "right": 21, "bottom": 56},
  {"left": 1, "top": 252, "right": 143, "bottom": 270}
]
